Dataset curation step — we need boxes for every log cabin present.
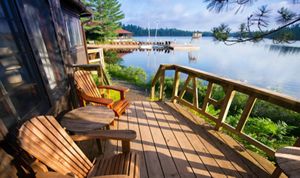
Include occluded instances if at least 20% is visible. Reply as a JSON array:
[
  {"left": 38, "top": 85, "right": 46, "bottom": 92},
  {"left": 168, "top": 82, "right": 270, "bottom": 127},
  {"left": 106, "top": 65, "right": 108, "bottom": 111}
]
[{"left": 0, "top": 0, "right": 92, "bottom": 177}]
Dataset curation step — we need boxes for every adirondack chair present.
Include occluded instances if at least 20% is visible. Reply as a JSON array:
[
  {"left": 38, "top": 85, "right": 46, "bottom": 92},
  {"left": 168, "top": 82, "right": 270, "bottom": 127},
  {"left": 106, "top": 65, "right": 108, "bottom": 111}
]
[
  {"left": 18, "top": 115, "right": 139, "bottom": 178},
  {"left": 74, "top": 70, "right": 130, "bottom": 117}
]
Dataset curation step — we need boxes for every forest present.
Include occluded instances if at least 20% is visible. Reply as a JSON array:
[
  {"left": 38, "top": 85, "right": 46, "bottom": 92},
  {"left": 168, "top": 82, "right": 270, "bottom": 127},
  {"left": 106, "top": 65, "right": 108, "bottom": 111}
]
[
  {"left": 122, "top": 24, "right": 213, "bottom": 37},
  {"left": 123, "top": 24, "right": 300, "bottom": 41}
]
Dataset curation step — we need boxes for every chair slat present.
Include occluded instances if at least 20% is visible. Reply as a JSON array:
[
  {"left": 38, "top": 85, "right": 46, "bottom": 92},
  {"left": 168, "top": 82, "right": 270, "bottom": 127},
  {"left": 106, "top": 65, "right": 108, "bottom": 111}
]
[
  {"left": 19, "top": 129, "right": 72, "bottom": 176},
  {"left": 18, "top": 116, "right": 92, "bottom": 178},
  {"left": 46, "top": 116, "right": 93, "bottom": 169},
  {"left": 20, "top": 124, "right": 85, "bottom": 177},
  {"left": 28, "top": 117, "right": 88, "bottom": 175},
  {"left": 41, "top": 116, "right": 92, "bottom": 169},
  {"left": 75, "top": 70, "right": 102, "bottom": 98}
]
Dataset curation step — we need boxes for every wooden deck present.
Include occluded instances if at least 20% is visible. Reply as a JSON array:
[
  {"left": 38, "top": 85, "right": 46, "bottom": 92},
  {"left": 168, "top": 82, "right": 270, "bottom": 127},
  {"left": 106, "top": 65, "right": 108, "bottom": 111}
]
[{"left": 80, "top": 101, "right": 282, "bottom": 178}]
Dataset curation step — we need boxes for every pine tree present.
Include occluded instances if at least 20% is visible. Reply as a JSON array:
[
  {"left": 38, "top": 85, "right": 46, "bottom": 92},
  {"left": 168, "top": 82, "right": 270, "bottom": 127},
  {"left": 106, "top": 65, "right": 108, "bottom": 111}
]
[{"left": 82, "top": 0, "right": 124, "bottom": 41}]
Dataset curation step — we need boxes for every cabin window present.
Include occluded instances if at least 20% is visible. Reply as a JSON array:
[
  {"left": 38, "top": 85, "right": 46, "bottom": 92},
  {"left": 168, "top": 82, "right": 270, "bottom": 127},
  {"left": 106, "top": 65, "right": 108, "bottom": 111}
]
[
  {"left": 17, "top": 0, "right": 67, "bottom": 95},
  {"left": 0, "top": 1, "right": 49, "bottom": 128},
  {"left": 64, "top": 12, "right": 83, "bottom": 48}
]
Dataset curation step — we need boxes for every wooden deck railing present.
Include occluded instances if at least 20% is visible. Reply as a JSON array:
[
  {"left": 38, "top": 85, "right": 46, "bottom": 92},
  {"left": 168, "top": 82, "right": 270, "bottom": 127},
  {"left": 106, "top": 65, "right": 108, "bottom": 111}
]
[
  {"left": 151, "top": 64, "right": 300, "bottom": 157},
  {"left": 87, "top": 48, "right": 105, "bottom": 67}
]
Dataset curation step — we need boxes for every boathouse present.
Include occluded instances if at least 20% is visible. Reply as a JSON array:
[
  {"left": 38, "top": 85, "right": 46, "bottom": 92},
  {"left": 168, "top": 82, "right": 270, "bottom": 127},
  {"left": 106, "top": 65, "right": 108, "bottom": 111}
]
[{"left": 115, "top": 28, "right": 133, "bottom": 39}]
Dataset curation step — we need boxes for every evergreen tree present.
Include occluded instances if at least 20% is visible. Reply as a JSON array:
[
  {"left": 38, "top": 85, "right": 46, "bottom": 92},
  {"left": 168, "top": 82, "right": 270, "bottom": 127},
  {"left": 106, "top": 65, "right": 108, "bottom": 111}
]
[
  {"left": 82, "top": 0, "right": 124, "bottom": 41},
  {"left": 204, "top": 0, "right": 300, "bottom": 44}
]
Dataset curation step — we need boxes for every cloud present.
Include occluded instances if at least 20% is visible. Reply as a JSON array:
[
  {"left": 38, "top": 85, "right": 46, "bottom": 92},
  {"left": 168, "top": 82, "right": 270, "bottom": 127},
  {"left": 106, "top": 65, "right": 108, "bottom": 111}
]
[{"left": 120, "top": 0, "right": 298, "bottom": 31}]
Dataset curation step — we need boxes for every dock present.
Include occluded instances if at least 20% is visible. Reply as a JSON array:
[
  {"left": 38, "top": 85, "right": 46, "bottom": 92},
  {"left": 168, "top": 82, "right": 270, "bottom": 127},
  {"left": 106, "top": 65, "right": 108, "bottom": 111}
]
[{"left": 87, "top": 41, "right": 199, "bottom": 51}]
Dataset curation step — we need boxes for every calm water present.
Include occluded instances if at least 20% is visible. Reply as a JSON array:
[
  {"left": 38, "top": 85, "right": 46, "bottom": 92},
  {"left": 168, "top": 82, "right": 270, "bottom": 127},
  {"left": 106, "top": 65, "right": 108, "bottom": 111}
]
[{"left": 119, "top": 37, "right": 300, "bottom": 99}]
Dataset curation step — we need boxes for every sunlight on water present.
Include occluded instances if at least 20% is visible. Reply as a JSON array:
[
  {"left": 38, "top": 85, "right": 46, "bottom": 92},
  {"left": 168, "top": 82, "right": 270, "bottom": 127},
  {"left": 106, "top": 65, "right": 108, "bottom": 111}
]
[{"left": 120, "top": 37, "right": 300, "bottom": 99}]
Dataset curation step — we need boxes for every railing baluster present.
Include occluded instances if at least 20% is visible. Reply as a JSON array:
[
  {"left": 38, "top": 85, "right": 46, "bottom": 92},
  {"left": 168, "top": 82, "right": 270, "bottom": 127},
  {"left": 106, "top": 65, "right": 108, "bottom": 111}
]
[
  {"left": 192, "top": 76, "right": 199, "bottom": 108},
  {"left": 202, "top": 82, "right": 213, "bottom": 112},
  {"left": 171, "top": 70, "right": 180, "bottom": 103},
  {"left": 236, "top": 96, "right": 256, "bottom": 132},
  {"left": 215, "top": 86, "right": 235, "bottom": 130},
  {"left": 178, "top": 75, "right": 192, "bottom": 99}
]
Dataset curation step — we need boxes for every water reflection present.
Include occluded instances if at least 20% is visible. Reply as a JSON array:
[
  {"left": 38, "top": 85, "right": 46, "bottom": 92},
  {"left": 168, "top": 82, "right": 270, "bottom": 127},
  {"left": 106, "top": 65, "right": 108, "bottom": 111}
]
[
  {"left": 120, "top": 37, "right": 300, "bottom": 99},
  {"left": 188, "top": 51, "right": 200, "bottom": 63},
  {"left": 268, "top": 44, "right": 300, "bottom": 55}
]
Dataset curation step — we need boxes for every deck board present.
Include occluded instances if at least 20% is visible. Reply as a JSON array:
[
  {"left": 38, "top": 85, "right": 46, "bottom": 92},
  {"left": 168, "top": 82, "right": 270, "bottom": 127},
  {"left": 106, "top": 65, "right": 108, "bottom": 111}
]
[{"left": 97, "top": 101, "right": 280, "bottom": 178}]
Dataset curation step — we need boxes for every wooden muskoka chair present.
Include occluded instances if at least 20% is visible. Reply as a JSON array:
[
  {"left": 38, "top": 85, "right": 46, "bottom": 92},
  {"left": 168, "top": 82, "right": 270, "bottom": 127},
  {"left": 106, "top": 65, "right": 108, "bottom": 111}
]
[
  {"left": 74, "top": 70, "right": 130, "bottom": 117},
  {"left": 18, "top": 115, "right": 139, "bottom": 178}
]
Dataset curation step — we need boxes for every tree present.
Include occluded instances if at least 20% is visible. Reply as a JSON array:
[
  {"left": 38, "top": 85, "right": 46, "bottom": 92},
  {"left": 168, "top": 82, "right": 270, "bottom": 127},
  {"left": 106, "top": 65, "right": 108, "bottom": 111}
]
[
  {"left": 82, "top": 0, "right": 124, "bottom": 41},
  {"left": 204, "top": 0, "right": 300, "bottom": 44}
]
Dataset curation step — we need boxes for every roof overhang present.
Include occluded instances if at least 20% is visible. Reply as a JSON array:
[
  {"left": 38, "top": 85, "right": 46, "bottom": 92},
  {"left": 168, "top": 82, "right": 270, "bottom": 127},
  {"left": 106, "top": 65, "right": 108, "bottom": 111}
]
[{"left": 61, "top": 0, "right": 92, "bottom": 17}]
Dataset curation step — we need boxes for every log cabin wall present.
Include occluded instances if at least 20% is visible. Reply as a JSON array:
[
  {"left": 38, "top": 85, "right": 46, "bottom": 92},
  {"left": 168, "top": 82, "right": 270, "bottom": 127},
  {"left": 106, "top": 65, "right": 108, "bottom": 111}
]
[
  {"left": 0, "top": 1, "right": 91, "bottom": 176},
  {"left": 0, "top": 0, "right": 91, "bottom": 131}
]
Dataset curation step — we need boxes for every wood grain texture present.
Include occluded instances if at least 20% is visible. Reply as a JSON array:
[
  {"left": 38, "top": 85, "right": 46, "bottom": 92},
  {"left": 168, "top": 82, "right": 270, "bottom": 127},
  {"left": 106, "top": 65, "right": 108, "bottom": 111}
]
[
  {"left": 74, "top": 70, "right": 130, "bottom": 117},
  {"left": 275, "top": 146, "right": 300, "bottom": 177},
  {"left": 18, "top": 115, "right": 139, "bottom": 178},
  {"left": 61, "top": 106, "right": 115, "bottom": 132},
  {"left": 98, "top": 101, "right": 282, "bottom": 178}
]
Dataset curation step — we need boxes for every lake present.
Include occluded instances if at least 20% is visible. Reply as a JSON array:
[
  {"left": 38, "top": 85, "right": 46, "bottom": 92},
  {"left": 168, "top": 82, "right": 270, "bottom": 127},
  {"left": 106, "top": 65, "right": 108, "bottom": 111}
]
[{"left": 118, "top": 36, "right": 300, "bottom": 100}]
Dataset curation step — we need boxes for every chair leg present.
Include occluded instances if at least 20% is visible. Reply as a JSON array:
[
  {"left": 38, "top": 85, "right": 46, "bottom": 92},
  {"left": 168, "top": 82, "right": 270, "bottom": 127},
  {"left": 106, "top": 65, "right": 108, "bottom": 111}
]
[
  {"left": 271, "top": 167, "right": 282, "bottom": 178},
  {"left": 109, "top": 120, "right": 115, "bottom": 127},
  {"left": 96, "top": 139, "right": 103, "bottom": 155}
]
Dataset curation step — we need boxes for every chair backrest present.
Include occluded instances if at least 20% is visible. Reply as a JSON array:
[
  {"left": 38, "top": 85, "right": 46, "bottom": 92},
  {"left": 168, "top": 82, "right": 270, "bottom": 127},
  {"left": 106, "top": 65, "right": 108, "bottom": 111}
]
[
  {"left": 18, "top": 116, "right": 93, "bottom": 178},
  {"left": 74, "top": 70, "right": 102, "bottom": 99}
]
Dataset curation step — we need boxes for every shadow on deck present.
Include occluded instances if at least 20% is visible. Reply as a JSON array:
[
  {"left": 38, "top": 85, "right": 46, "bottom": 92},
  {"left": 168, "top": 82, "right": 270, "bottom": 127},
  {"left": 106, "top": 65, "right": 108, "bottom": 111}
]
[{"left": 79, "top": 101, "right": 282, "bottom": 178}]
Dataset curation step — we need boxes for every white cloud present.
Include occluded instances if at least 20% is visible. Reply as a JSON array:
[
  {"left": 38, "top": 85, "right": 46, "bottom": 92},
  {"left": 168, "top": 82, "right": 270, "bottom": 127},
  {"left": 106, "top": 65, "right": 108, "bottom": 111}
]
[{"left": 121, "top": 0, "right": 299, "bottom": 31}]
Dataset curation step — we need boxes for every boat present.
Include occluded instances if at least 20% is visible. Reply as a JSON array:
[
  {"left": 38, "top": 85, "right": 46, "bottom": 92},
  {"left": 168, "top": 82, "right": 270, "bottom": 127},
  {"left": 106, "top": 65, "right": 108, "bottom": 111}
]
[{"left": 192, "top": 32, "right": 202, "bottom": 39}]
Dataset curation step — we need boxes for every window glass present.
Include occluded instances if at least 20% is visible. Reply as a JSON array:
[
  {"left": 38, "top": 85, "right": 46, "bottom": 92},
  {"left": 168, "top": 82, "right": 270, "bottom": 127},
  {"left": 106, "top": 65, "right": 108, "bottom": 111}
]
[
  {"left": 64, "top": 13, "right": 83, "bottom": 48},
  {"left": 0, "top": 5, "right": 4, "bottom": 17},
  {"left": 21, "top": 0, "right": 66, "bottom": 90},
  {"left": 0, "top": 0, "right": 49, "bottom": 128},
  {"left": 0, "top": 20, "right": 18, "bottom": 55}
]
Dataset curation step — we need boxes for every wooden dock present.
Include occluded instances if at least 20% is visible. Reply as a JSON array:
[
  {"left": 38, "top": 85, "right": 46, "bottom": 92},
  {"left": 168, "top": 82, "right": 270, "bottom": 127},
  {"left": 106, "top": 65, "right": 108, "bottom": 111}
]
[{"left": 80, "top": 101, "right": 283, "bottom": 178}]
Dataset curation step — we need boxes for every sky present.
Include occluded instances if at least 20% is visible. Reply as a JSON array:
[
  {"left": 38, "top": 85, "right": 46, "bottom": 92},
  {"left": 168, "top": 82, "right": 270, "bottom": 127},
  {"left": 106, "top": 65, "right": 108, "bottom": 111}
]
[{"left": 120, "top": 0, "right": 300, "bottom": 31}]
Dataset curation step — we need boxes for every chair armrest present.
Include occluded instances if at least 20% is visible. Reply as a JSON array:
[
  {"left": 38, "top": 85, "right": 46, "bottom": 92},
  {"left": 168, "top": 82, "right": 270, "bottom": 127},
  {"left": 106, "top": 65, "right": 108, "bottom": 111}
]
[
  {"left": 36, "top": 172, "right": 74, "bottom": 178},
  {"left": 78, "top": 90, "right": 113, "bottom": 106},
  {"left": 97, "top": 85, "right": 129, "bottom": 92},
  {"left": 71, "top": 130, "right": 136, "bottom": 141},
  {"left": 97, "top": 86, "right": 129, "bottom": 100},
  {"left": 71, "top": 130, "right": 136, "bottom": 153}
]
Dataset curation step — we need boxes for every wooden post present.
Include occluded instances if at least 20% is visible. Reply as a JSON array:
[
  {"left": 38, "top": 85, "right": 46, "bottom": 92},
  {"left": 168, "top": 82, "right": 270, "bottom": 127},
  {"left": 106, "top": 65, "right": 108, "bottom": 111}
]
[
  {"left": 215, "top": 86, "right": 235, "bottom": 130},
  {"left": 122, "top": 140, "right": 130, "bottom": 153},
  {"left": 236, "top": 96, "right": 256, "bottom": 132},
  {"left": 97, "top": 66, "right": 104, "bottom": 86},
  {"left": 192, "top": 76, "right": 199, "bottom": 108},
  {"left": 202, "top": 82, "right": 213, "bottom": 112},
  {"left": 171, "top": 70, "right": 180, "bottom": 103},
  {"left": 151, "top": 85, "right": 156, "bottom": 100},
  {"left": 159, "top": 69, "right": 165, "bottom": 101}
]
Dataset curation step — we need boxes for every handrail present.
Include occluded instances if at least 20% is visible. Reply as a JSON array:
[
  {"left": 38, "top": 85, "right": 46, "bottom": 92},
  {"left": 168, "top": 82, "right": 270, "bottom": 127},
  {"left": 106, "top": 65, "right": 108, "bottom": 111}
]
[{"left": 151, "top": 64, "right": 300, "bottom": 157}]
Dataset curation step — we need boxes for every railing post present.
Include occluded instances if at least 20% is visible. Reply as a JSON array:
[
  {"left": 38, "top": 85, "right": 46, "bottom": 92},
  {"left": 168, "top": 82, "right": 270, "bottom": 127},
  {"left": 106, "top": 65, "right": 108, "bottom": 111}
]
[
  {"left": 171, "top": 70, "right": 180, "bottom": 103},
  {"left": 215, "top": 86, "right": 235, "bottom": 130},
  {"left": 151, "top": 85, "right": 155, "bottom": 100},
  {"left": 236, "top": 96, "right": 256, "bottom": 132},
  {"left": 192, "top": 76, "right": 199, "bottom": 108},
  {"left": 159, "top": 69, "right": 165, "bottom": 101}
]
